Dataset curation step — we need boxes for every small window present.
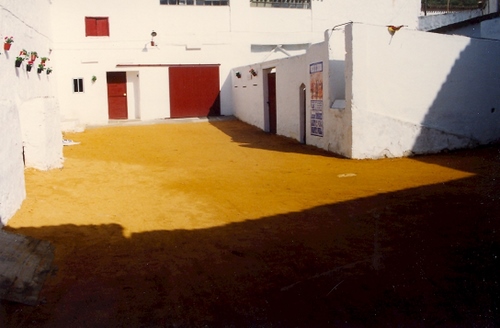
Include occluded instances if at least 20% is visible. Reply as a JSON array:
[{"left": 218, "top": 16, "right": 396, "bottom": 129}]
[
  {"left": 85, "top": 17, "right": 109, "bottom": 37},
  {"left": 250, "top": 0, "right": 310, "bottom": 9},
  {"left": 160, "top": 0, "right": 229, "bottom": 5},
  {"left": 73, "top": 78, "right": 84, "bottom": 93}
]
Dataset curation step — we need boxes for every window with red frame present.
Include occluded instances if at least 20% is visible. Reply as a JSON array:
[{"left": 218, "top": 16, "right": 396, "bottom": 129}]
[{"left": 85, "top": 17, "right": 109, "bottom": 37}]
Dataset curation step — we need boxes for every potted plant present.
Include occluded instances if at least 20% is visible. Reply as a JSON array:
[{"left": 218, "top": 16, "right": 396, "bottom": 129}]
[
  {"left": 4, "top": 36, "right": 13, "bottom": 51},
  {"left": 15, "top": 56, "right": 24, "bottom": 67},
  {"left": 29, "top": 51, "right": 38, "bottom": 62},
  {"left": 46, "top": 67, "right": 53, "bottom": 75},
  {"left": 40, "top": 57, "right": 50, "bottom": 64},
  {"left": 37, "top": 63, "right": 46, "bottom": 74},
  {"left": 15, "top": 50, "right": 27, "bottom": 68},
  {"left": 26, "top": 60, "right": 34, "bottom": 72}
]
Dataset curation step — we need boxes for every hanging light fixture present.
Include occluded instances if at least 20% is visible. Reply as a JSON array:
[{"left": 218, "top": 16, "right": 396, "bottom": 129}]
[{"left": 151, "top": 30, "right": 157, "bottom": 46}]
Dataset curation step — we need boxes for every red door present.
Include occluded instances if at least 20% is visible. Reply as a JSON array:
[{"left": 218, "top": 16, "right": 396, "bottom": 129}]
[
  {"left": 169, "top": 66, "right": 220, "bottom": 118},
  {"left": 267, "top": 72, "right": 277, "bottom": 134},
  {"left": 107, "top": 72, "right": 128, "bottom": 119}
]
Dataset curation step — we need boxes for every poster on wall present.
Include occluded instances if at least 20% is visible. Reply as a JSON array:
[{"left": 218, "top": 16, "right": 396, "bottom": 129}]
[{"left": 310, "top": 61, "right": 323, "bottom": 137}]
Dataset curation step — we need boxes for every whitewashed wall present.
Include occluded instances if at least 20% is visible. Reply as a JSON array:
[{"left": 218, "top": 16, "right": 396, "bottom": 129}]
[
  {"left": 346, "top": 23, "right": 500, "bottom": 159},
  {"left": 50, "top": 0, "right": 423, "bottom": 127},
  {"left": 313, "top": 0, "right": 421, "bottom": 34},
  {"left": 0, "top": 0, "right": 62, "bottom": 224},
  {"left": 231, "top": 42, "right": 330, "bottom": 146}
]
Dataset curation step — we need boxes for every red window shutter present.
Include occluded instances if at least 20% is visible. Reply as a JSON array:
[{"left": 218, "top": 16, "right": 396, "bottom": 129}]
[
  {"left": 96, "top": 18, "right": 109, "bottom": 36},
  {"left": 85, "top": 17, "right": 97, "bottom": 36}
]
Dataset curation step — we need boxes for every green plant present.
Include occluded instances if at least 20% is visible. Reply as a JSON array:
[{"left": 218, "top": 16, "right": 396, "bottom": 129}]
[
  {"left": 4, "top": 36, "right": 14, "bottom": 44},
  {"left": 92, "top": 75, "right": 97, "bottom": 82},
  {"left": 16, "top": 49, "right": 27, "bottom": 62}
]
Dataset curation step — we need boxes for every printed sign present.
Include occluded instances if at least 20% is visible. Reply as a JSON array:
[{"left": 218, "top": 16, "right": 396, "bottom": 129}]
[{"left": 310, "top": 61, "right": 323, "bottom": 137}]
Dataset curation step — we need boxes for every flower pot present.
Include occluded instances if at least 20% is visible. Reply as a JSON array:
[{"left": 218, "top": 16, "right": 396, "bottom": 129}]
[
  {"left": 15, "top": 60, "right": 22, "bottom": 68},
  {"left": 4, "top": 43, "right": 11, "bottom": 51},
  {"left": 150, "top": 41, "right": 155, "bottom": 46},
  {"left": 37, "top": 68, "right": 43, "bottom": 74},
  {"left": 26, "top": 64, "right": 32, "bottom": 72}
]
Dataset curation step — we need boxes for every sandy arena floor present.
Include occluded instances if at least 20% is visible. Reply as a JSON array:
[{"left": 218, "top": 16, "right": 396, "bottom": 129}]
[{"left": 2, "top": 118, "right": 500, "bottom": 327}]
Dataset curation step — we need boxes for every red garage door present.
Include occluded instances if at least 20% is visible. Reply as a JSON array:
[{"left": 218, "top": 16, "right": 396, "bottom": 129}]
[{"left": 169, "top": 65, "right": 220, "bottom": 118}]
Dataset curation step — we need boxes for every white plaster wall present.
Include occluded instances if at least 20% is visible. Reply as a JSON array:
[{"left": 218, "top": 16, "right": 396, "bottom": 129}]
[
  {"left": 19, "top": 98, "right": 63, "bottom": 170},
  {"left": 346, "top": 23, "right": 500, "bottom": 159},
  {"left": 313, "top": 0, "right": 421, "bottom": 33},
  {"left": 50, "top": 0, "right": 426, "bottom": 126},
  {"left": 273, "top": 55, "right": 307, "bottom": 140},
  {"left": 0, "top": 99, "right": 25, "bottom": 225},
  {"left": 51, "top": 1, "right": 236, "bottom": 125},
  {"left": 139, "top": 67, "right": 170, "bottom": 121},
  {"left": 231, "top": 41, "right": 335, "bottom": 149},
  {"left": 0, "top": 0, "right": 61, "bottom": 224},
  {"left": 231, "top": 64, "right": 266, "bottom": 129}
]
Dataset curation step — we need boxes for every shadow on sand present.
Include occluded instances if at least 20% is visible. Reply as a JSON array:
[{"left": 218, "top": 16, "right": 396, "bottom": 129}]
[{"left": 2, "top": 148, "right": 499, "bottom": 327}]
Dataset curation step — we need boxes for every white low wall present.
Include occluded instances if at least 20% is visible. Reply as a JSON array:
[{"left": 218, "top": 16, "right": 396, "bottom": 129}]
[
  {"left": 346, "top": 23, "right": 500, "bottom": 159},
  {"left": 419, "top": 9, "right": 485, "bottom": 31}
]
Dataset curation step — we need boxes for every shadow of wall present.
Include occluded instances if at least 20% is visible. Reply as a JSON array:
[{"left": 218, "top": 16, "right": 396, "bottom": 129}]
[{"left": 3, "top": 151, "right": 499, "bottom": 327}]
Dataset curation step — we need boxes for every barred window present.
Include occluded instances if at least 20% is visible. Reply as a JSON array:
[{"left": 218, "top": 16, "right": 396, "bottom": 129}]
[
  {"left": 160, "top": 0, "right": 229, "bottom": 5},
  {"left": 250, "top": 0, "right": 311, "bottom": 9}
]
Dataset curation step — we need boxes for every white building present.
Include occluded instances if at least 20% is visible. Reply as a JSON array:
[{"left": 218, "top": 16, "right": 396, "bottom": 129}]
[
  {"left": 0, "top": 0, "right": 498, "bottom": 224},
  {"left": 50, "top": 0, "right": 422, "bottom": 128}
]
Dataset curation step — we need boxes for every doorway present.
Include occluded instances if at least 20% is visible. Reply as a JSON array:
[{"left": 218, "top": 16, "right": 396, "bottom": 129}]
[
  {"left": 107, "top": 72, "right": 128, "bottom": 119},
  {"left": 299, "top": 83, "right": 307, "bottom": 144},
  {"left": 267, "top": 71, "right": 277, "bottom": 134}
]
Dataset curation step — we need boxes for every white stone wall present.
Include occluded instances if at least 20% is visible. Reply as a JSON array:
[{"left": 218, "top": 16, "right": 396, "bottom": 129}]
[
  {"left": 346, "top": 23, "right": 500, "bottom": 159},
  {"left": 0, "top": 0, "right": 62, "bottom": 224}
]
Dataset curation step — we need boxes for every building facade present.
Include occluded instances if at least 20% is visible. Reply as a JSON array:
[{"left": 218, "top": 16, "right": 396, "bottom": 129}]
[{"left": 49, "top": 0, "right": 421, "bottom": 128}]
